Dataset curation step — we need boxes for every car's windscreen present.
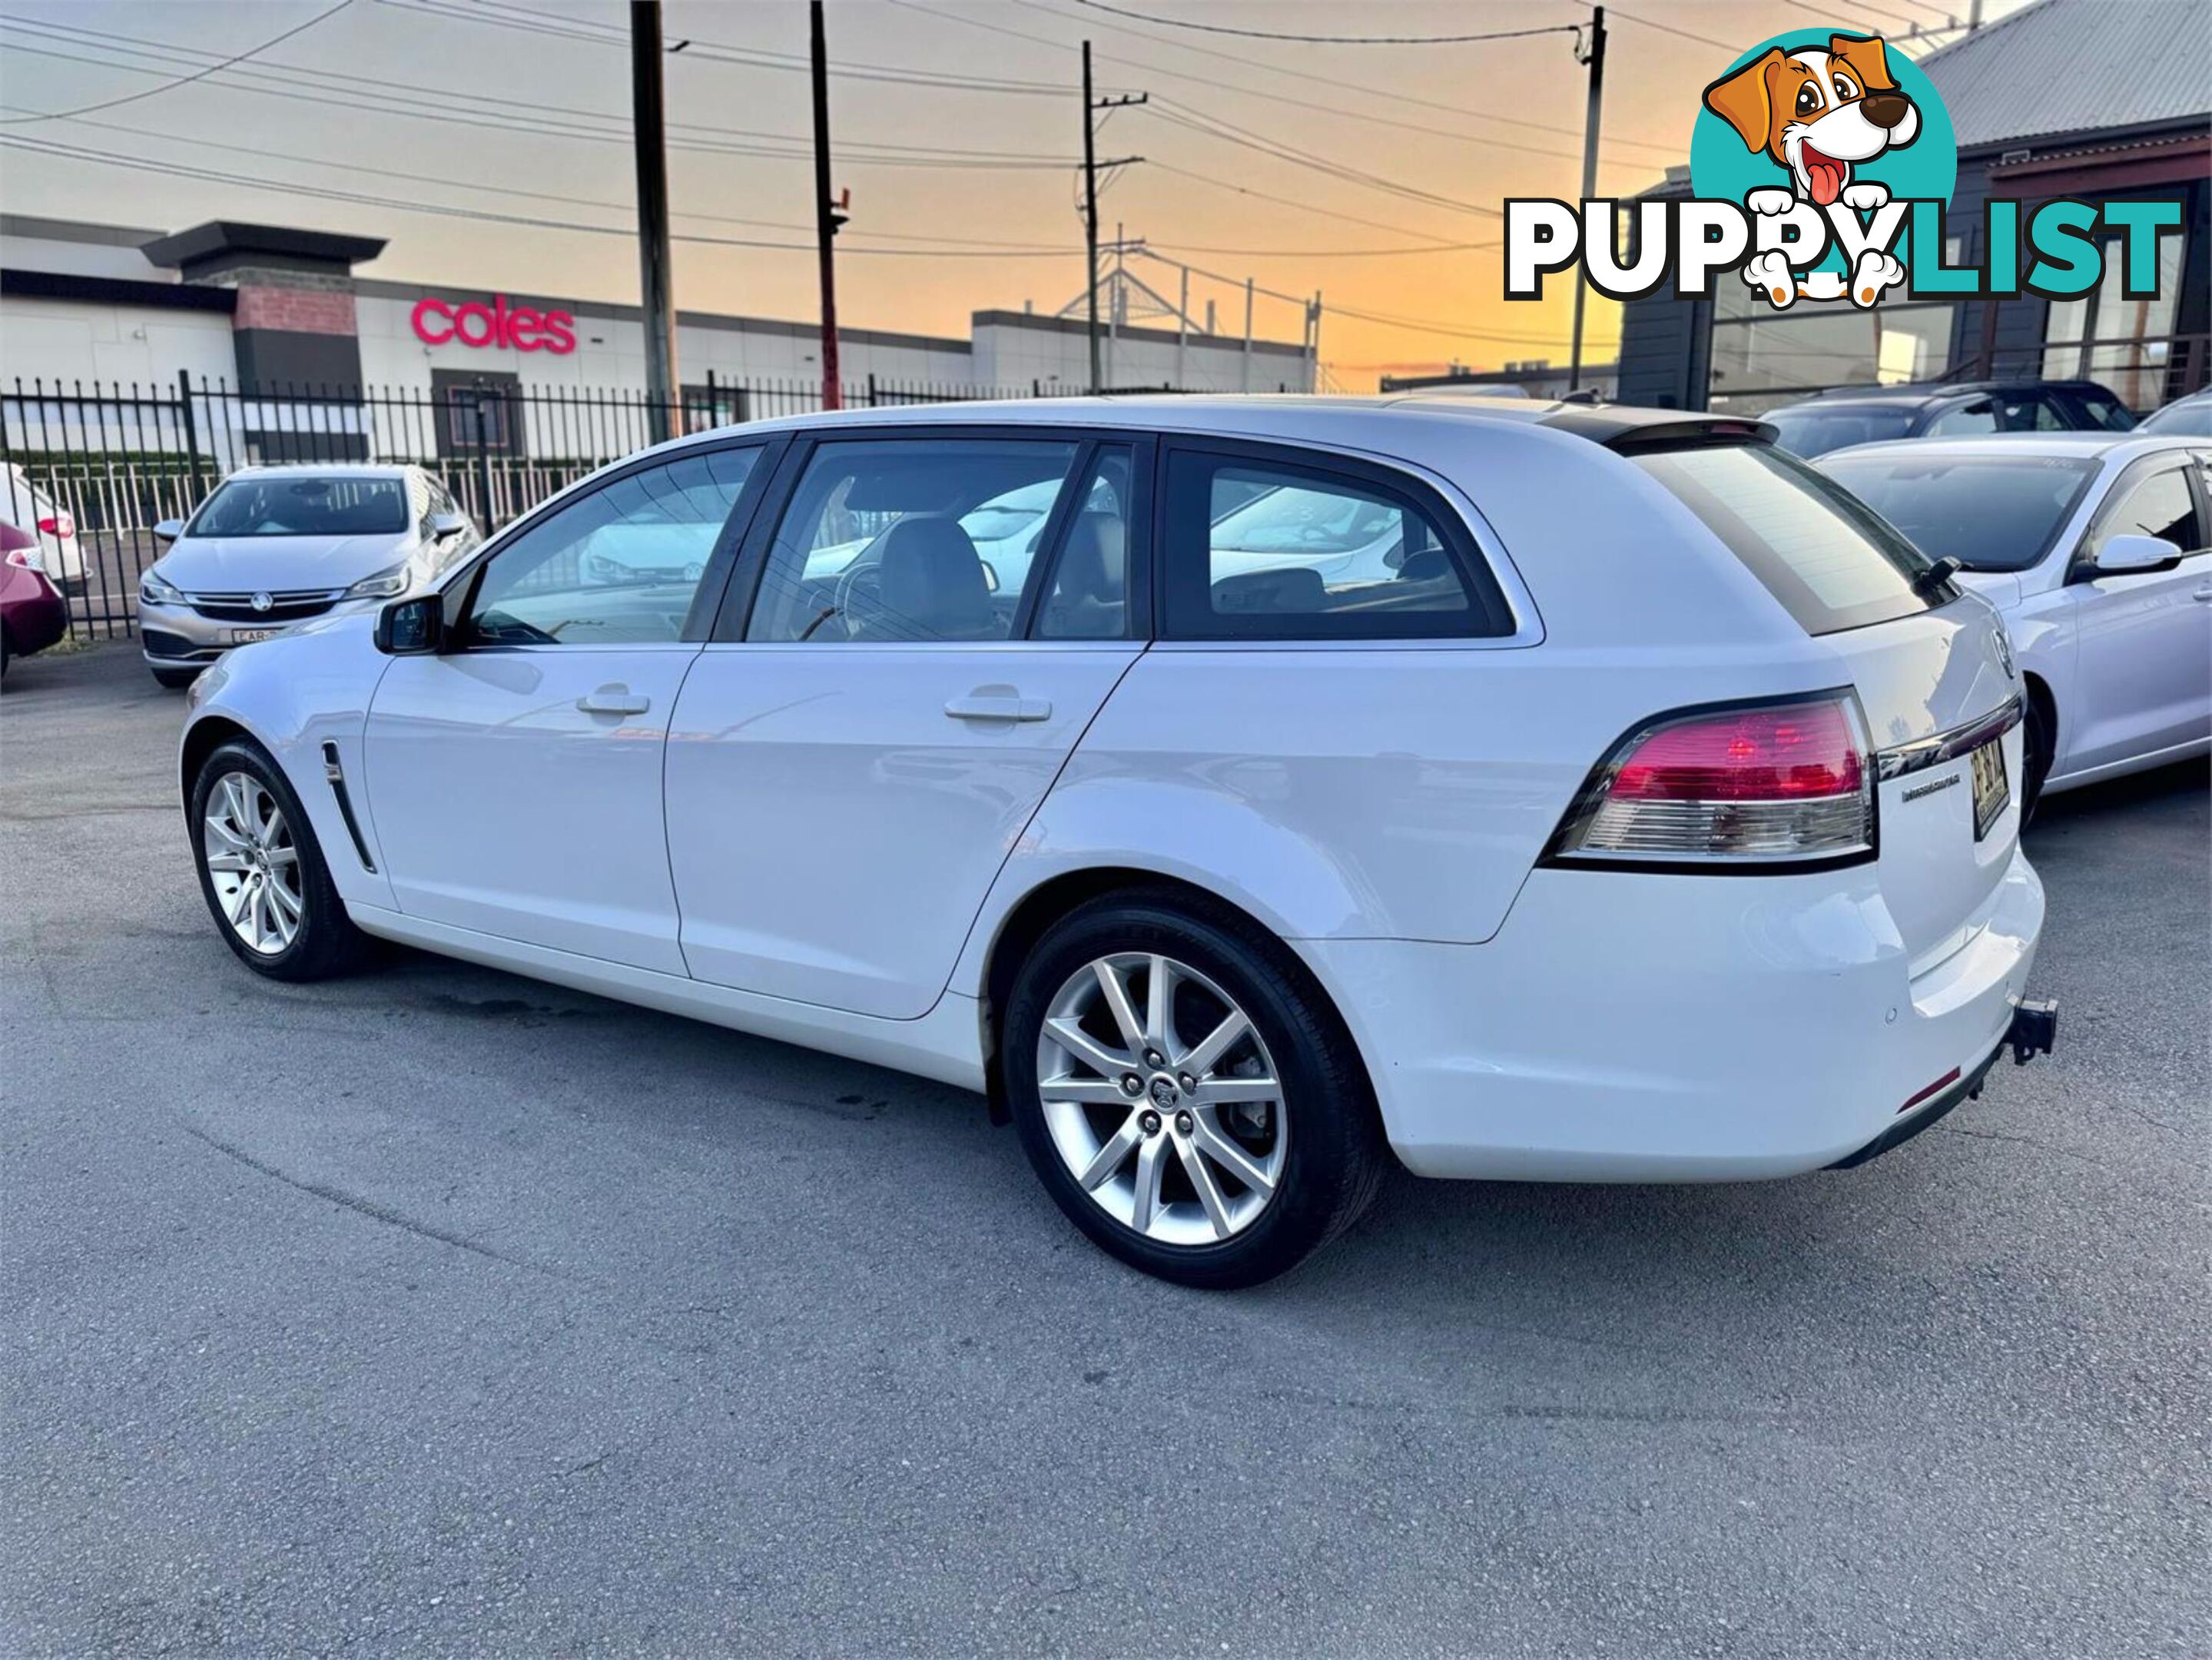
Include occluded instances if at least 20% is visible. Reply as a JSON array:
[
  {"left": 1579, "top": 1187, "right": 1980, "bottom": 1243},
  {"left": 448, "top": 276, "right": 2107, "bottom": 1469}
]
[
  {"left": 1631, "top": 441, "right": 1943, "bottom": 636},
  {"left": 1765, "top": 407, "right": 1915, "bottom": 458},
  {"left": 1817, "top": 453, "right": 2099, "bottom": 573},
  {"left": 191, "top": 476, "right": 409, "bottom": 538}
]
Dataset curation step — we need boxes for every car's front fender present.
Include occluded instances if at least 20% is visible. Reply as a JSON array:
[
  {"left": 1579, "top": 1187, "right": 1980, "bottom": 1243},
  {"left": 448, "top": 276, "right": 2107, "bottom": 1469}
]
[{"left": 181, "top": 617, "right": 395, "bottom": 910}]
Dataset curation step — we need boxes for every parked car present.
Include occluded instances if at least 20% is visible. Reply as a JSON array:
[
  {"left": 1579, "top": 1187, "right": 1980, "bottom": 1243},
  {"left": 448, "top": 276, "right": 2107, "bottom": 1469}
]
[
  {"left": 177, "top": 397, "right": 2055, "bottom": 1286},
  {"left": 138, "top": 465, "right": 479, "bottom": 689},
  {"left": 0, "top": 462, "right": 86, "bottom": 587},
  {"left": 2137, "top": 388, "right": 2212, "bottom": 437},
  {"left": 0, "top": 520, "right": 71, "bottom": 679},
  {"left": 1764, "top": 380, "right": 2137, "bottom": 459},
  {"left": 1819, "top": 433, "right": 2211, "bottom": 813}
]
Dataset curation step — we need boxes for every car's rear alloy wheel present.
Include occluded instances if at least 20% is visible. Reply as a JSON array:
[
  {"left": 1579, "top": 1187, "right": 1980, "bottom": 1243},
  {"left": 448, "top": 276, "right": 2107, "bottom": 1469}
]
[
  {"left": 204, "top": 770, "right": 305, "bottom": 955},
  {"left": 1004, "top": 890, "right": 1387, "bottom": 1288},
  {"left": 1036, "top": 952, "right": 1288, "bottom": 1247},
  {"left": 191, "top": 739, "right": 371, "bottom": 981}
]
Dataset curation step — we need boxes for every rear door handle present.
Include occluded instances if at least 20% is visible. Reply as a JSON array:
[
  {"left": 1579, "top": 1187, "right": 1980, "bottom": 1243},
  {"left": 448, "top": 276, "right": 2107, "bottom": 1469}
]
[
  {"left": 576, "top": 685, "right": 651, "bottom": 715},
  {"left": 2193, "top": 584, "right": 2212, "bottom": 603},
  {"left": 943, "top": 692, "right": 1051, "bottom": 722}
]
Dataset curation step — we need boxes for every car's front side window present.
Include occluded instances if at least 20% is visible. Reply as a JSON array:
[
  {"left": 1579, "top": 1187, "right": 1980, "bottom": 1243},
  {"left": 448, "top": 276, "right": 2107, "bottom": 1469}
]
[
  {"left": 1161, "top": 448, "right": 1510, "bottom": 640},
  {"left": 463, "top": 446, "right": 761, "bottom": 647},
  {"left": 744, "top": 438, "right": 1080, "bottom": 643},
  {"left": 2092, "top": 463, "right": 2202, "bottom": 558}
]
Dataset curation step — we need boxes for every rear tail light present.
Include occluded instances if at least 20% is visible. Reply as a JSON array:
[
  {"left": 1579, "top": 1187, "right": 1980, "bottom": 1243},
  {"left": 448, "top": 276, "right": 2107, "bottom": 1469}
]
[
  {"left": 1547, "top": 691, "right": 1875, "bottom": 868},
  {"left": 37, "top": 513, "right": 73, "bottom": 540},
  {"left": 4, "top": 547, "right": 35, "bottom": 569}
]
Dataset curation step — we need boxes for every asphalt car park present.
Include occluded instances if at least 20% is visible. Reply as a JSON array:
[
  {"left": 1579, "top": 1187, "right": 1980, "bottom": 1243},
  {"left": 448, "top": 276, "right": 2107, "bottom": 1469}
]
[{"left": 3, "top": 642, "right": 2206, "bottom": 1656}]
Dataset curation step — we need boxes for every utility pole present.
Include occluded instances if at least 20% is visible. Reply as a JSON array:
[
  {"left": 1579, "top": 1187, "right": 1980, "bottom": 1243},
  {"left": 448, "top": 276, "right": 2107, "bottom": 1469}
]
[
  {"left": 1569, "top": 5, "right": 1606, "bottom": 396},
  {"left": 631, "top": 0, "right": 678, "bottom": 443},
  {"left": 811, "top": 0, "right": 845, "bottom": 411},
  {"left": 1080, "top": 42, "right": 1145, "bottom": 394}
]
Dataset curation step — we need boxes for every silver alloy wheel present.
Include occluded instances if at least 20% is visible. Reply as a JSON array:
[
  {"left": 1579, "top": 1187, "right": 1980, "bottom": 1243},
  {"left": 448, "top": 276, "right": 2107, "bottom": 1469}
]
[
  {"left": 203, "top": 770, "right": 303, "bottom": 955},
  {"left": 1036, "top": 952, "right": 1287, "bottom": 1246}
]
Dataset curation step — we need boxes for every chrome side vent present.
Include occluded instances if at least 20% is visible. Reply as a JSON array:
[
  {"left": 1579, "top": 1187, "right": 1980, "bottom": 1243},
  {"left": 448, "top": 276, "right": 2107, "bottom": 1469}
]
[{"left": 320, "top": 741, "right": 377, "bottom": 873}]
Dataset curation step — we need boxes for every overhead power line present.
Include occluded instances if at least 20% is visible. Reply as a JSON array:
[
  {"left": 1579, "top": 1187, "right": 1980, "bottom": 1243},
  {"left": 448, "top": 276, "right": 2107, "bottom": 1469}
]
[
  {"left": 0, "top": 22, "right": 1077, "bottom": 168},
  {"left": 376, "top": 0, "right": 1088, "bottom": 97},
  {"left": 1006, "top": 0, "right": 1680, "bottom": 158},
  {"left": 38, "top": 113, "right": 1073, "bottom": 250},
  {"left": 0, "top": 134, "right": 1086, "bottom": 257},
  {"left": 1605, "top": 10, "right": 1739, "bottom": 54},
  {"left": 1143, "top": 101, "right": 1504, "bottom": 220},
  {"left": 1066, "top": 1, "right": 1580, "bottom": 48},
  {"left": 0, "top": 0, "right": 353, "bottom": 124}
]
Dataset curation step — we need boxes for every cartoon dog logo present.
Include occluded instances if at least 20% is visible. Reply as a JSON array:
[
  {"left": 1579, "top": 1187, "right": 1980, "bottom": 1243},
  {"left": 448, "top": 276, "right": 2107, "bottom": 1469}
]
[{"left": 1703, "top": 34, "right": 1920, "bottom": 309}]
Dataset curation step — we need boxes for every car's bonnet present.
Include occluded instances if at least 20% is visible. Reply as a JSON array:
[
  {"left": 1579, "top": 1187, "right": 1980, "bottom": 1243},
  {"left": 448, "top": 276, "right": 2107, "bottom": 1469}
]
[{"left": 159, "top": 531, "right": 413, "bottom": 591}]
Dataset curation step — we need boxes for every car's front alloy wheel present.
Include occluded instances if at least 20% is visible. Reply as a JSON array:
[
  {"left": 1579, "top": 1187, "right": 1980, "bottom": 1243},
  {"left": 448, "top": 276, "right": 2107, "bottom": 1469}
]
[
  {"left": 190, "top": 739, "right": 371, "bottom": 981},
  {"left": 203, "top": 770, "right": 305, "bottom": 954}
]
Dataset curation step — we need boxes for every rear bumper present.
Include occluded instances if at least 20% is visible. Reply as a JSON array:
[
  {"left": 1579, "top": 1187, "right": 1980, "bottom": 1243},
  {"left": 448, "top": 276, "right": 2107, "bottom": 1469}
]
[
  {"left": 1297, "top": 845, "right": 2045, "bottom": 1182},
  {"left": 2, "top": 584, "right": 70, "bottom": 656}
]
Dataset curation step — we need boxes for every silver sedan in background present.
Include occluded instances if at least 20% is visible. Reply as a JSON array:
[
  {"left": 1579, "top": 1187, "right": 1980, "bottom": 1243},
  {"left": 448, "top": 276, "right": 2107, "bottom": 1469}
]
[{"left": 138, "top": 465, "right": 479, "bottom": 689}]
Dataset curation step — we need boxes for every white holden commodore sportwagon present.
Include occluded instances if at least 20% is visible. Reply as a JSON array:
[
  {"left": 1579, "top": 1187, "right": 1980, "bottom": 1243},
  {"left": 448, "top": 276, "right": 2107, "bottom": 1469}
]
[{"left": 177, "top": 398, "right": 2057, "bottom": 1286}]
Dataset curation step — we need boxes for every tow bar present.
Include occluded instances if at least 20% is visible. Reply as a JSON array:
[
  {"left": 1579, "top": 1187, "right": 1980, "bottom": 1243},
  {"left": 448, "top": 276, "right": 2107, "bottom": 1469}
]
[{"left": 2007, "top": 998, "right": 2058, "bottom": 1066}]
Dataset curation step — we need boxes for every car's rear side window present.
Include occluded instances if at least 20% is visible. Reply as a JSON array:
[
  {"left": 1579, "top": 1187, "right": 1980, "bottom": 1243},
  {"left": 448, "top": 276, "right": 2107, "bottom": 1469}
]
[
  {"left": 1631, "top": 441, "right": 1943, "bottom": 636},
  {"left": 1161, "top": 446, "right": 1512, "bottom": 640}
]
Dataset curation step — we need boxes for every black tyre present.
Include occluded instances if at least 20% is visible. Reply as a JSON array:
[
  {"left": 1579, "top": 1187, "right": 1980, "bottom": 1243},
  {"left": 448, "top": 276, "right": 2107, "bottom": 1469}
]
[
  {"left": 1001, "top": 888, "right": 1388, "bottom": 1289},
  {"left": 189, "top": 739, "right": 373, "bottom": 981},
  {"left": 2021, "top": 695, "right": 2054, "bottom": 823},
  {"left": 152, "top": 666, "right": 201, "bottom": 691}
]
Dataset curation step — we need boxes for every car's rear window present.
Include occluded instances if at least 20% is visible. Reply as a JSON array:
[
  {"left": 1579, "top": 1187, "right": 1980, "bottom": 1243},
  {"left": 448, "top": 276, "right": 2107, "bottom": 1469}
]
[
  {"left": 1764, "top": 407, "right": 1915, "bottom": 458},
  {"left": 1817, "top": 452, "right": 2098, "bottom": 573},
  {"left": 1631, "top": 442, "right": 1943, "bottom": 636}
]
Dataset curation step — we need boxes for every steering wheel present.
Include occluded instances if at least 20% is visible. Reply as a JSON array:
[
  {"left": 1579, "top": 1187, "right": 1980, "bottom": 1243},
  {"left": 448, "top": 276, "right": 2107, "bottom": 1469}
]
[{"left": 830, "top": 559, "right": 884, "bottom": 638}]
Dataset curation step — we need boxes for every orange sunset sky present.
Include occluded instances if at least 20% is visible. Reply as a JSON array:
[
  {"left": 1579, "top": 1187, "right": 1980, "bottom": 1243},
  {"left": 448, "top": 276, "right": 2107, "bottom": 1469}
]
[{"left": 0, "top": 1, "right": 2031, "bottom": 387}]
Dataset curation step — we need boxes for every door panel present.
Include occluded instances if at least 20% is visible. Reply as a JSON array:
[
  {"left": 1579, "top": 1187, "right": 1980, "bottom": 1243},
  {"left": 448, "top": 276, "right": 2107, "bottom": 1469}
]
[
  {"left": 665, "top": 643, "right": 1139, "bottom": 1015},
  {"left": 364, "top": 646, "right": 699, "bottom": 972},
  {"left": 2064, "top": 460, "right": 2211, "bottom": 773},
  {"left": 360, "top": 442, "right": 767, "bottom": 973}
]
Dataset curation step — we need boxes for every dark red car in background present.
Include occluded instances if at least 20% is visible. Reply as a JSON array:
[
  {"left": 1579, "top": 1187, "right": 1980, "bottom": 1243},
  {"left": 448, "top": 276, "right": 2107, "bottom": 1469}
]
[{"left": 2, "top": 520, "right": 70, "bottom": 681}]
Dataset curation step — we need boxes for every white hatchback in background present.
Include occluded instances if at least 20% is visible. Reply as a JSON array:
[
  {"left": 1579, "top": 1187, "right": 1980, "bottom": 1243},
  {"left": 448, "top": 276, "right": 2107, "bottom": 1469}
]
[
  {"left": 0, "top": 462, "right": 86, "bottom": 586},
  {"left": 177, "top": 398, "right": 2057, "bottom": 1286},
  {"left": 1819, "top": 434, "right": 2211, "bottom": 810},
  {"left": 138, "top": 464, "right": 479, "bottom": 688}
]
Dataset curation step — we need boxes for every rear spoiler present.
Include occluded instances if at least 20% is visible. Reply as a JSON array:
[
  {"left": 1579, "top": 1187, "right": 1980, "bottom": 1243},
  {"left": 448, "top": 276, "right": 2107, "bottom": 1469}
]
[{"left": 1537, "top": 409, "right": 1778, "bottom": 454}]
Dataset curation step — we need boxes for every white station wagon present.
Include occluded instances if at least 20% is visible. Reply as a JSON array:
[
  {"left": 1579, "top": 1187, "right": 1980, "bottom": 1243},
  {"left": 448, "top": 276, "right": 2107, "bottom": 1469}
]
[{"left": 178, "top": 398, "right": 2056, "bottom": 1286}]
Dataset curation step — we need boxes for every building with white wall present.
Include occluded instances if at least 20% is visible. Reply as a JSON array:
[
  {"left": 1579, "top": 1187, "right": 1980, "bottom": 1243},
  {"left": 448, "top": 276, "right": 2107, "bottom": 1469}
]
[{"left": 2, "top": 216, "right": 1316, "bottom": 430}]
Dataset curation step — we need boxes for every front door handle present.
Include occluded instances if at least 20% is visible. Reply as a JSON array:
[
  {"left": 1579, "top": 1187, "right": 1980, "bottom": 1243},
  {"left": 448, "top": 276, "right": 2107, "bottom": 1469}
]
[
  {"left": 943, "top": 691, "right": 1051, "bottom": 722},
  {"left": 2193, "top": 584, "right": 2212, "bottom": 603},
  {"left": 576, "top": 685, "right": 651, "bottom": 716}
]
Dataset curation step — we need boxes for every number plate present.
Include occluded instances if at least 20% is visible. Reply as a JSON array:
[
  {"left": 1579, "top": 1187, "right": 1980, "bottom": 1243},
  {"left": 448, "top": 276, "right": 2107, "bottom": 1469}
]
[
  {"left": 1969, "top": 738, "right": 2009, "bottom": 840},
  {"left": 230, "top": 627, "right": 279, "bottom": 644}
]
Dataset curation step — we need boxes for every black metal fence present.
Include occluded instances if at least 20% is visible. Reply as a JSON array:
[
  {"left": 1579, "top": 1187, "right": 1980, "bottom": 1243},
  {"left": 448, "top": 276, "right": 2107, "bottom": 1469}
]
[{"left": 3, "top": 371, "right": 1173, "bottom": 640}]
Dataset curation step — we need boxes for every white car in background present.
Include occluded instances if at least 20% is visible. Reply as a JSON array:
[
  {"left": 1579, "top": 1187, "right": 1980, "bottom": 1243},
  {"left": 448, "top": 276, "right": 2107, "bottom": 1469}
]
[
  {"left": 1819, "top": 434, "right": 2211, "bottom": 812},
  {"left": 138, "top": 465, "right": 479, "bottom": 688},
  {"left": 1, "top": 463, "right": 86, "bottom": 586},
  {"left": 177, "top": 397, "right": 2056, "bottom": 1286}
]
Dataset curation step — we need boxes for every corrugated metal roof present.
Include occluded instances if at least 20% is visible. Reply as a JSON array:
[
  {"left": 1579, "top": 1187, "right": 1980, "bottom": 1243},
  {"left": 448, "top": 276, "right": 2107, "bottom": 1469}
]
[{"left": 1919, "top": 0, "right": 2212, "bottom": 150}]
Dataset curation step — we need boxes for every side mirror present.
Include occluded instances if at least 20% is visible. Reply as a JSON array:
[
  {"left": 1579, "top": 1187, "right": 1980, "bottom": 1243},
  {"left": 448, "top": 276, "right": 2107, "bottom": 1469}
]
[
  {"left": 152, "top": 519, "right": 184, "bottom": 543},
  {"left": 2090, "top": 533, "right": 2184, "bottom": 575},
  {"left": 374, "top": 594, "right": 443, "bottom": 655},
  {"left": 429, "top": 510, "right": 468, "bottom": 543}
]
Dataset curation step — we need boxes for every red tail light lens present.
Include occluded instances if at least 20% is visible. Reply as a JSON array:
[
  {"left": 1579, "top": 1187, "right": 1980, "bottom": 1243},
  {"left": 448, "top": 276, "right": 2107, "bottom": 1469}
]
[
  {"left": 37, "top": 513, "right": 73, "bottom": 540},
  {"left": 1550, "top": 692, "right": 1875, "bottom": 866}
]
